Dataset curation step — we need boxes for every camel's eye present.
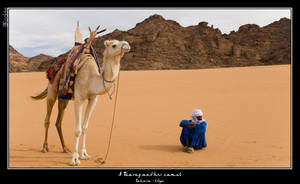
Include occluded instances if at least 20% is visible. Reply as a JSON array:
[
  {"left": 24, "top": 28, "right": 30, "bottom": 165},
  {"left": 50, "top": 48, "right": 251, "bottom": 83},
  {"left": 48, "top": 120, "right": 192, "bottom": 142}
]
[{"left": 112, "top": 44, "right": 116, "bottom": 48}]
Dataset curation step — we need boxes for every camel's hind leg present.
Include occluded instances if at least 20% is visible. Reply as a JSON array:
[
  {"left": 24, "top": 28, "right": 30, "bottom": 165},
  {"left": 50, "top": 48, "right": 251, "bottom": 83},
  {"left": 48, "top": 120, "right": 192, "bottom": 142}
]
[
  {"left": 42, "top": 93, "right": 57, "bottom": 153},
  {"left": 56, "top": 98, "right": 70, "bottom": 153}
]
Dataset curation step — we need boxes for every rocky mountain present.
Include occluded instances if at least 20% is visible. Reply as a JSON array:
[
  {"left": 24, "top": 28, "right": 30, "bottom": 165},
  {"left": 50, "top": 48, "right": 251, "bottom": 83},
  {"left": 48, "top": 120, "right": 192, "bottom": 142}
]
[
  {"left": 9, "top": 46, "right": 54, "bottom": 72},
  {"left": 90, "top": 14, "right": 290, "bottom": 70},
  {"left": 92, "top": 15, "right": 229, "bottom": 70},
  {"left": 27, "top": 54, "right": 54, "bottom": 71},
  {"left": 228, "top": 17, "right": 291, "bottom": 65},
  {"left": 9, "top": 45, "right": 29, "bottom": 72},
  {"left": 10, "top": 14, "right": 291, "bottom": 72}
]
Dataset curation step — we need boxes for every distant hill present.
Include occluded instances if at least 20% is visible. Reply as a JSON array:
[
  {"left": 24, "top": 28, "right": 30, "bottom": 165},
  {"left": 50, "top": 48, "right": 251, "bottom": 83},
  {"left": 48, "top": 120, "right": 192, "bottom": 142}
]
[
  {"left": 9, "top": 45, "right": 29, "bottom": 72},
  {"left": 9, "top": 46, "right": 53, "bottom": 72},
  {"left": 9, "top": 14, "right": 291, "bottom": 72},
  {"left": 27, "top": 54, "right": 54, "bottom": 71}
]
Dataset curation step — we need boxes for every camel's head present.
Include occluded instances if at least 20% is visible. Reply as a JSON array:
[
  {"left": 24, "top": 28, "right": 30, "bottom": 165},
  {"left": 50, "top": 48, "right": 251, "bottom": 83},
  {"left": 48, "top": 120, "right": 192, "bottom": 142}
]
[{"left": 104, "top": 40, "right": 131, "bottom": 58}]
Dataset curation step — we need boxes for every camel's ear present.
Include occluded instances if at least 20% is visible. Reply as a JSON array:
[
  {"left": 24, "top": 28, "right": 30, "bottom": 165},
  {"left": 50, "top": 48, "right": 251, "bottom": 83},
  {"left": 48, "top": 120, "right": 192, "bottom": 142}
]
[
  {"left": 104, "top": 40, "right": 110, "bottom": 47},
  {"left": 88, "top": 26, "right": 92, "bottom": 33}
]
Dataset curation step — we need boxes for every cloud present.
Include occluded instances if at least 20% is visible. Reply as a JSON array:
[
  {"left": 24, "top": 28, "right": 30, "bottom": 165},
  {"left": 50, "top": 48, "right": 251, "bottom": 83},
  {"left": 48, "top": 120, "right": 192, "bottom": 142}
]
[
  {"left": 11, "top": 30, "right": 73, "bottom": 48},
  {"left": 174, "top": 9, "right": 291, "bottom": 34},
  {"left": 36, "top": 47, "right": 67, "bottom": 57}
]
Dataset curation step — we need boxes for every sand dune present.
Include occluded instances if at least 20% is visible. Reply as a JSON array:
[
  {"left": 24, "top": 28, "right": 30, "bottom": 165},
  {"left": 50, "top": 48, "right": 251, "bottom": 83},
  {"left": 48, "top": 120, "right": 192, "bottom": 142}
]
[{"left": 9, "top": 65, "right": 291, "bottom": 168}]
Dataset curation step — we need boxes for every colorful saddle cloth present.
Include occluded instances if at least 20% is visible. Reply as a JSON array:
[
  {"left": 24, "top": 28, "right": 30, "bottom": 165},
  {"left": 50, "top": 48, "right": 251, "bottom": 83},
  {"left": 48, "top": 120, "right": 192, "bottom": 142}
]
[
  {"left": 50, "top": 43, "right": 101, "bottom": 100},
  {"left": 45, "top": 43, "right": 101, "bottom": 100},
  {"left": 58, "top": 44, "right": 85, "bottom": 100},
  {"left": 46, "top": 57, "right": 66, "bottom": 84}
]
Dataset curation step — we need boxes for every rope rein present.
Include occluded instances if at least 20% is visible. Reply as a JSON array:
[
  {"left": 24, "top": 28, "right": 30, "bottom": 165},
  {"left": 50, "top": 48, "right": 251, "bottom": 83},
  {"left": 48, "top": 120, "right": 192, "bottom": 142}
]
[
  {"left": 102, "top": 71, "right": 116, "bottom": 100},
  {"left": 84, "top": 48, "right": 120, "bottom": 165},
  {"left": 96, "top": 71, "right": 121, "bottom": 165}
]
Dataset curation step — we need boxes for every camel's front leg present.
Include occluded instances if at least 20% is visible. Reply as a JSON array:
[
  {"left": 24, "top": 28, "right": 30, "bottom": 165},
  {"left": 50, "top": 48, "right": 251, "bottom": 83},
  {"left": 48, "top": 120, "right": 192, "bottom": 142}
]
[
  {"left": 69, "top": 99, "right": 84, "bottom": 166},
  {"left": 80, "top": 96, "right": 98, "bottom": 160}
]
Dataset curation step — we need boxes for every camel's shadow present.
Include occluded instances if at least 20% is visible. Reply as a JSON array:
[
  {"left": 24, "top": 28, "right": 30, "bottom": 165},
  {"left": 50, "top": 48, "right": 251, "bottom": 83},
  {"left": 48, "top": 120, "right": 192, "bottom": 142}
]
[{"left": 138, "top": 145, "right": 182, "bottom": 153}]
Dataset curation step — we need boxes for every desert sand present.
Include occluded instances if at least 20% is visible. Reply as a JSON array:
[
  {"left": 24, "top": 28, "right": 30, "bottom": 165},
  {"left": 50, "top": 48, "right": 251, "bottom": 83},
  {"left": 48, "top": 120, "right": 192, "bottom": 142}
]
[{"left": 9, "top": 65, "right": 291, "bottom": 168}]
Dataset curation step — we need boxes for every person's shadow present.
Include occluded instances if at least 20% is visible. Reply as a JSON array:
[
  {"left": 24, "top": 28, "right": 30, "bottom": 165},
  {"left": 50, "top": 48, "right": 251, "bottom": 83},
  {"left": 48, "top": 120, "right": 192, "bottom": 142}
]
[{"left": 138, "top": 145, "right": 182, "bottom": 153}]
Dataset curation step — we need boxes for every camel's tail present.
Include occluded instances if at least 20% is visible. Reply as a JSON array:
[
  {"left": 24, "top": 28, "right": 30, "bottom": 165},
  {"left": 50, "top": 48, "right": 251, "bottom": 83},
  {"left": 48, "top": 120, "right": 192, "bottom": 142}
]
[{"left": 30, "top": 87, "right": 48, "bottom": 100}]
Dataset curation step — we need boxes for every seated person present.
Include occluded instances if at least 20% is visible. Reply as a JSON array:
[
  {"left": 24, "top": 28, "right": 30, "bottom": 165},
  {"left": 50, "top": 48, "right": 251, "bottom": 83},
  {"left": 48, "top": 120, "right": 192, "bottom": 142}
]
[{"left": 179, "top": 109, "right": 207, "bottom": 153}]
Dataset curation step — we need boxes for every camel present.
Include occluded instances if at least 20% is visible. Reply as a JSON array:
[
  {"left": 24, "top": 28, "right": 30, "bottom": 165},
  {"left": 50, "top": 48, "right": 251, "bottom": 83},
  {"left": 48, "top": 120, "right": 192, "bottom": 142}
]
[{"left": 31, "top": 24, "right": 130, "bottom": 166}]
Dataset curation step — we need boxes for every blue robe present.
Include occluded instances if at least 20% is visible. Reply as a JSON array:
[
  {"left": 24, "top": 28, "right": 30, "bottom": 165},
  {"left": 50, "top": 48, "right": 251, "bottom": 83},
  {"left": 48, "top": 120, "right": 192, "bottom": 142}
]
[{"left": 179, "top": 120, "right": 207, "bottom": 150}]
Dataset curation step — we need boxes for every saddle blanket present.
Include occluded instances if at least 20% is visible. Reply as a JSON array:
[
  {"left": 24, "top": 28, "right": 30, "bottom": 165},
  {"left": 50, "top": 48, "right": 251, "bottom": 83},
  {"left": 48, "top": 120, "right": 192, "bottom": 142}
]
[
  {"left": 57, "top": 43, "right": 101, "bottom": 100},
  {"left": 46, "top": 57, "right": 66, "bottom": 84}
]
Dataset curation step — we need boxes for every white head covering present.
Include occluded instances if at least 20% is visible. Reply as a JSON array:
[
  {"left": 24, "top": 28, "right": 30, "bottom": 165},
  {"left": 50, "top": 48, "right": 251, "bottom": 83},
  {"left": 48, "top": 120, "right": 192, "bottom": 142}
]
[
  {"left": 191, "top": 109, "right": 203, "bottom": 117},
  {"left": 191, "top": 109, "right": 204, "bottom": 124}
]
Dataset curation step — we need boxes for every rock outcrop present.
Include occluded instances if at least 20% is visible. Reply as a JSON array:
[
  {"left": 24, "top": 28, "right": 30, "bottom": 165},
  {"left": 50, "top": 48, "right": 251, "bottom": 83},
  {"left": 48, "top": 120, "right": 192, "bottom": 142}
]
[
  {"left": 92, "top": 15, "right": 291, "bottom": 70},
  {"left": 9, "top": 14, "right": 291, "bottom": 72},
  {"left": 9, "top": 46, "right": 54, "bottom": 72},
  {"left": 9, "top": 45, "right": 29, "bottom": 72}
]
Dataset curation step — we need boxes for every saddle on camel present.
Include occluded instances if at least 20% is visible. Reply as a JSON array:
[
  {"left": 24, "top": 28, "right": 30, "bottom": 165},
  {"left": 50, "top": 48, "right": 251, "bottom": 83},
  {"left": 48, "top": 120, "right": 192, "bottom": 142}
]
[{"left": 46, "top": 22, "right": 105, "bottom": 100}]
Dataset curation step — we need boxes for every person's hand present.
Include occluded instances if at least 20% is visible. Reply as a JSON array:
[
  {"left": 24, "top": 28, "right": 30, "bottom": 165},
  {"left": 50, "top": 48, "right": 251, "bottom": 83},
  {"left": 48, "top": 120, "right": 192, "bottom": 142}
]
[{"left": 186, "top": 123, "right": 195, "bottom": 128}]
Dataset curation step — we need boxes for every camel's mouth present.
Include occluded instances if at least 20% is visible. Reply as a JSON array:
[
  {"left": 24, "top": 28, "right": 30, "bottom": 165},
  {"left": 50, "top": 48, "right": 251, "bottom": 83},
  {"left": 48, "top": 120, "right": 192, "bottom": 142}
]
[{"left": 121, "top": 44, "right": 131, "bottom": 52}]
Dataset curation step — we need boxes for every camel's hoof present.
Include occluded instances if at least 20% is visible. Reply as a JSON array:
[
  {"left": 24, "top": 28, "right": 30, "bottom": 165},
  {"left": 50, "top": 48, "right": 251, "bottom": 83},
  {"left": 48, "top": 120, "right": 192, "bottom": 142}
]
[
  {"left": 63, "top": 148, "right": 71, "bottom": 153},
  {"left": 69, "top": 160, "right": 80, "bottom": 166},
  {"left": 80, "top": 154, "right": 91, "bottom": 160},
  {"left": 69, "top": 152, "right": 80, "bottom": 166},
  {"left": 79, "top": 149, "right": 90, "bottom": 160},
  {"left": 41, "top": 147, "right": 49, "bottom": 153}
]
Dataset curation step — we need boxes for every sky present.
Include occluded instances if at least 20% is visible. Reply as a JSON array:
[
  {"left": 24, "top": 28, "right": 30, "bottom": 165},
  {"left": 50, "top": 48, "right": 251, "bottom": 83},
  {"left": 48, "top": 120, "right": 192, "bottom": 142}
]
[{"left": 8, "top": 8, "right": 291, "bottom": 57}]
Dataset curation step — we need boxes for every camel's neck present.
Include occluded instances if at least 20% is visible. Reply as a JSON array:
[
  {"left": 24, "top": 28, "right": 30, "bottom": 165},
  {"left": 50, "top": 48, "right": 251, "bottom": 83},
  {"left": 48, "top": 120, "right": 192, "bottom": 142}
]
[
  {"left": 86, "top": 53, "right": 124, "bottom": 97},
  {"left": 102, "top": 55, "right": 121, "bottom": 82},
  {"left": 85, "top": 52, "right": 124, "bottom": 97}
]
